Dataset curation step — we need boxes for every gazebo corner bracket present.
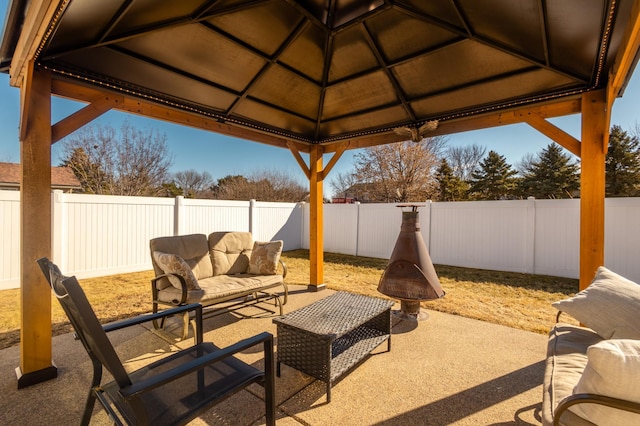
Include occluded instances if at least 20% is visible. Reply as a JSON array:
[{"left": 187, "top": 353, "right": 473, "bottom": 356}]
[
  {"left": 524, "top": 113, "right": 581, "bottom": 157},
  {"left": 51, "top": 93, "right": 123, "bottom": 144},
  {"left": 287, "top": 141, "right": 311, "bottom": 180}
]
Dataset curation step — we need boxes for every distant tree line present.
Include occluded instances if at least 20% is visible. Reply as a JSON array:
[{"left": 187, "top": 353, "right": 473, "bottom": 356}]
[
  {"left": 331, "top": 124, "right": 640, "bottom": 202},
  {"left": 60, "top": 121, "right": 640, "bottom": 203},
  {"left": 59, "top": 122, "right": 309, "bottom": 202}
]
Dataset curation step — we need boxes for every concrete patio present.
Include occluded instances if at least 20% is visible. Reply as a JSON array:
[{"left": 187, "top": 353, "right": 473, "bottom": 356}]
[{"left": 0, "top": 285, "right": 548, "bottom": 425}]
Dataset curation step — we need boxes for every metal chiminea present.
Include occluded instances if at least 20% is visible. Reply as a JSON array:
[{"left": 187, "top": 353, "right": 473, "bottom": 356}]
[{"left": 378, "top": 204, "right": 445, "bottom": 321}]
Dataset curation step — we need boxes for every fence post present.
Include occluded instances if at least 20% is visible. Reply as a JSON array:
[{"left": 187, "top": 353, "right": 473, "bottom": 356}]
[
  {"left": 425, "top": 200, "right": 432, "bottom": 252},
  {"left": 249, "top": 199, "right": 256, "bottom": 235},
  {"left": 174, "top": 196, "right": 184, "bottom": 236},
  {"left": 354, "top": 201, "right": 361, "bottom": 256},
  {"left": 525, "top": 197, "right": 536, "bottom": 274},
  {"left": 51, "top": 190, "right": 65, "bottom": 270},
  {"left": 298, "top": 201, "right": 306, "bottom": 249}
]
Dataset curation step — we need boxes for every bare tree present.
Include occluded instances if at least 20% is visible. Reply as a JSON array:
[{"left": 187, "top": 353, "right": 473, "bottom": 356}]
[
  {"left": 330, "top": 171, "right": 359, "bottom": 198},
  {"left": 515, "top": 152, "right": 537, "bottom": 176},
  {"left": 173, "top": 169, "right": 214, "bottom": 198},
  {"left": 352, "top": 136, "right": 445, "bottom": 202},
  {"left": 444, "top": 144, "right": 487, "bottom": 181},
  {"left": 212, "top": 169, "right": 308, "bottom": 202},
  {"left": 60, "top": 121, "right": 173, "bottom": 196}
]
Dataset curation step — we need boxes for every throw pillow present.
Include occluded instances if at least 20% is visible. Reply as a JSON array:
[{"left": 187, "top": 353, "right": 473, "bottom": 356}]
[
  {"left": 552, "top": 266, "right": 640, "bottom": 339},
  {"left": 152, "top": 251, "right": 201, "bottom": 291},
  {"left": 570, "top": 339, "right": 640, "bottom": 425},
  {"left": 247, "top": 241, "right": 283, "bottom": 275}
]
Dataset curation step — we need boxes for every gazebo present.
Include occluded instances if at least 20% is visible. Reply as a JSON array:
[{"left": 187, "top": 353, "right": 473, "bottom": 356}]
[{"left": 1, "top": 0, "right": 639, "bottom": 388}]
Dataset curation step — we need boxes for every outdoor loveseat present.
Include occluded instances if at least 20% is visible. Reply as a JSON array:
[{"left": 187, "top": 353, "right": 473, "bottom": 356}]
[
  {"left": 542, "top": 266, "right": 640, "bottom": 425},
  {"left": 150, "top": 232, "right": 288, "bottom": 339}
]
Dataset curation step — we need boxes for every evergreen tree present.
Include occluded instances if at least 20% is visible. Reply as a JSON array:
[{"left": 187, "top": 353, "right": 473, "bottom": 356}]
[
  {"left": 606, "top": 125, "right": 640, "bottom": 197},
  {"left": 435, "top": 158, "right": 468, "bottom": 201},
  {"left": 468, "top": 151, "right": 518, "bottom": 200},
  {"left": 518, "top": 143, "right": 579, "bottom": 199}
]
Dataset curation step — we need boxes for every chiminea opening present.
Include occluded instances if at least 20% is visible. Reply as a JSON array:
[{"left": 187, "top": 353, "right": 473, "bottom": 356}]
[{"left": 378, "top": 204, "right": 445, "bottom": 321}]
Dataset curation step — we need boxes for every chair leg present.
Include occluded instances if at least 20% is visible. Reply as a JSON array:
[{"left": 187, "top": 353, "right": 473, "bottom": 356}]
[
  {"left": 281, "top": 284, "right": 288, "bottom": 305},
  {"left": 151, "top": 301, "right": 165, "bottom": 331},
  {"left": 181, "top": 311, "right": 190, "bottom": 340},
  {"left": 80, "top": 391, "right": 96, "bottom": 426},
  {"left": 264, "top": 339, "right": 276, "bottom": 426},
  {"left": 80, "top": 360, "right": 103, "bottom": 426}
]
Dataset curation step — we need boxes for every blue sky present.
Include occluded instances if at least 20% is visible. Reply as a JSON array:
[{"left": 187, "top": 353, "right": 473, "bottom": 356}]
[{"left": 1, "top": 0, "right": 639, "bottom": 197}]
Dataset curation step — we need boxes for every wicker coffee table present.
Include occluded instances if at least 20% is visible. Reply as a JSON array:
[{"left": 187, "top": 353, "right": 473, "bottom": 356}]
[{"left": 272, "top": 291, "right": 394, "bottom": 402}]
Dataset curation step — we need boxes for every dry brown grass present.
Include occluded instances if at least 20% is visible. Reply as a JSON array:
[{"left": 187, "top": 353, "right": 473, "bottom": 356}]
[{"left": 0, "top": 250, "right": 579, "bottom": 350}]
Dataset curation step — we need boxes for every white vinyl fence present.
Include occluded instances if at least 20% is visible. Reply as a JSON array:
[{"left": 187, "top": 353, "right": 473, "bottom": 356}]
[
  {"left": 303, "top": 198, "right": 640, "bottom": 284},
  {"left": 2, "top": 190, "right": 640, "bottom": 289},
  {"left": 0, "top": 191, "right": 303, "bottom": 289}
]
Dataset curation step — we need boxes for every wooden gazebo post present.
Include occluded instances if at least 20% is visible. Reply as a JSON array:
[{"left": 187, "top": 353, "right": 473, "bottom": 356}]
[
  {"left": 16, "top": 62, "right": 57, "bottom": 388},
  {"left": 579, "top": 91, "right": 608, "bottom": 290},
  {"left": 308, "top": 144, "right": 325, "bottom": 291}
]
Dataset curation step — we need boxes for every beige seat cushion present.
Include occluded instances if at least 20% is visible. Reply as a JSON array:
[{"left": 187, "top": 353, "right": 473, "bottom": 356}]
[
  {"left": 156, "top": 274, "right": 283, "bottom": 304},
  {"left": 541, "top": 324, "right": 602, "bottom": 426},
  {"left": 150, "top": 234, "right": 213, "bottom": 289},
  {"left": 208, "top": 232, "right": 253, "bottom": 276}
]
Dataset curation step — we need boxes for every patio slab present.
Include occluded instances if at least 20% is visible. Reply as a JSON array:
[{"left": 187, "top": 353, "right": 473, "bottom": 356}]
[{"left": 0, "top": 285, "right": 547, "bottom": 425}]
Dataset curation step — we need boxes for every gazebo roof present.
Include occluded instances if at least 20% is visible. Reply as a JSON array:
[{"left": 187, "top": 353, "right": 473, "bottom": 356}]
[{"left": 2, "top": 0, "right": 638, "bottom": 150}]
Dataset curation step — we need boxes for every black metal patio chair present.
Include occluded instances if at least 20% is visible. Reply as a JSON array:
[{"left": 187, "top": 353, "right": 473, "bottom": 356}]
[{"left": 37, "top": 257, "right": 275, "bottom": 426}]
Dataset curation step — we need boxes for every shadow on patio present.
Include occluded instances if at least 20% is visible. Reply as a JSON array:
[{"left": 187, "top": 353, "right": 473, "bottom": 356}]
[{"left": 0, "top": 285, "right": 547, "bottom": 425}]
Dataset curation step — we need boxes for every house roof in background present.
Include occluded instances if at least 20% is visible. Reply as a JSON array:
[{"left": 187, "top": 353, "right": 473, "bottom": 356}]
[
  {"left": 1, "top": 0, "right": 638, "bottom": 151},
  {"left": 0, "top": 162, "right": 81, "bottom": 189}
]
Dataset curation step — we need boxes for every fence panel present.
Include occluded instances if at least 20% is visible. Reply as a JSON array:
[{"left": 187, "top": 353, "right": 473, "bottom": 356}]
[
  {"left": 356, "top": 204, "right": 403, "bottom": 259},
  {"left": 0, "top": 191, "right": 20, "bottom": 288},
  {"left": 430, "top": 200, "right": 531, "bottom": 273},
  {"left": 179, "top": 198, "right": 250, "bottom": 235},
  {"left": 59, "top": 193, "right": 175, "bottom": 279},
  {"left": 533, "top": 199, "right": 579, "bottom": 278},
  {"left": 605, "top": 198, "right": 640, "bottom": 283},
  {"left": 252, "top": 201, "right": 303, "bottom": 250},
  {"left": 323, "top": 203, "right": 359, "bottom": 255}
]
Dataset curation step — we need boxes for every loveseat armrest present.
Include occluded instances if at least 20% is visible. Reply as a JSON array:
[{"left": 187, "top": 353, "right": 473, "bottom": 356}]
[
  {"left": 554, "top": 393, "right": 640, "bottom": 426},
  {"left": 151, "top": 273, "right": 189, "bottom": 305}
]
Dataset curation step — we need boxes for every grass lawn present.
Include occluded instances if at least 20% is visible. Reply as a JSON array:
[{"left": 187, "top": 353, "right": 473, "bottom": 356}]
[{"left": 0, "top": 249, "right": 579, "bottom": 350}]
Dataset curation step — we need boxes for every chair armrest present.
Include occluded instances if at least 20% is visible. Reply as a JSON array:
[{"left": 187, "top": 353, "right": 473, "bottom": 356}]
[
  {"left": 151, "top": 273, "right": 189, "bottom": 304},
  {"left": 120, "top": 331, "right": 274, "bottom": 398},
  {"left": 279, "top": 259, "right": 287, "bottom": 280},
  {"left": 554, "top": 393, "right": 640, "bottom": 426},
  {"left": 102, "top": 303, "right": 202, "bottom": 334}
]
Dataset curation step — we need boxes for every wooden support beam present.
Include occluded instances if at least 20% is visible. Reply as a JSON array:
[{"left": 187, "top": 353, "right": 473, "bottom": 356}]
[
  {"left": 287, "top": 141, "right": 310, "bottom": 179},
  {"left": 9, "top": 0, "right": 61, "bottom": 88},
  {"left": 580, "top": 90, "right": 608, "bottom": 291},
  {"left": 308, "top": 144, "right": 325, "bottom": 291},
  {"left": 51, "top": 94, "right": 123, "bottom": 143},
  {"left": 524, "top": 114, "right": 581, "bottom": 157},
  {"left": 17, "top": 63, "right": 57, "bottom": 388},
  {"left": 319, "top": 141, "right": 349, "bottom": 180},
  {"left": 607, "top": 0, "right": 640, "bottom": 106},
  {"left": 51, "top": 79, "right": 295, "bottom": 150},
  {"left": 328, "top": 98, "right": 582, "bottom": 152}
]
